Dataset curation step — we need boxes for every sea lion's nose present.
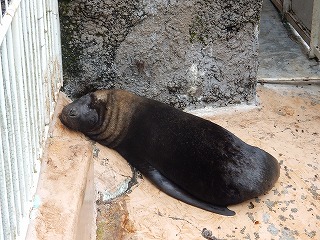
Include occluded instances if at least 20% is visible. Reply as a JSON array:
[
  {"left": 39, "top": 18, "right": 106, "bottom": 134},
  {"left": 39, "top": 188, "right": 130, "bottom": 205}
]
[{"left": 69, "top": 108, "right": 78, "bottom": 117}]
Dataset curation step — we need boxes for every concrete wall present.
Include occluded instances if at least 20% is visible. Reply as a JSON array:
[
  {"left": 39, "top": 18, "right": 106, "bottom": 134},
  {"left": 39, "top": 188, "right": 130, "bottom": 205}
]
[{"left": 59, "top": 0, "right": 262, "bottom": 109}]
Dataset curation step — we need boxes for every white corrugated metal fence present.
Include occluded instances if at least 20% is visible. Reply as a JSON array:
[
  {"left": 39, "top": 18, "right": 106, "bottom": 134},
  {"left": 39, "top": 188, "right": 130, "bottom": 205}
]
[{"left": 0, "top": 0, "right": 62, "bottom": 239}]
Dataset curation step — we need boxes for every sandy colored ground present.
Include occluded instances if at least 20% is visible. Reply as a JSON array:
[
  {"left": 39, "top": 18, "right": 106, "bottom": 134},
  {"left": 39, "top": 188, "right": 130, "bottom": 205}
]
[
  {"left": 94, "top": 84, "right": 320, "bottom": 239},
  {"left": 26, "top": 93, "right": 95, "bottom": 240}
]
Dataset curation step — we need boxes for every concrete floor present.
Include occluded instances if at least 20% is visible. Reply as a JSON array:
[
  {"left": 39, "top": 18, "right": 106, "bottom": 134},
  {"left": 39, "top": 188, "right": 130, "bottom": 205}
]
[
  {"left": 258, "top": 0, "right": 320, "bottom": 81},
  {"left": 27, "top": 83, "right": 320, "bottom": 240},
  {"left": 95, "top": 84, "right": 320, "bottom": 239}
]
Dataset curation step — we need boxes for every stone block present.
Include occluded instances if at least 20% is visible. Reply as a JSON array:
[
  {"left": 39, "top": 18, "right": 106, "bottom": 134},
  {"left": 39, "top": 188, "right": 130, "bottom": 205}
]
[{"left": 59, "top": 0, "right": 262, "bottom": 109}]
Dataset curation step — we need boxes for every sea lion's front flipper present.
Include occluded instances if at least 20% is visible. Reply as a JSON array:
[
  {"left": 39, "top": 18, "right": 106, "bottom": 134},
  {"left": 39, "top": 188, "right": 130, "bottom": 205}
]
[{"left": 139, "top": 164, "right": 235, "bottom": 216}]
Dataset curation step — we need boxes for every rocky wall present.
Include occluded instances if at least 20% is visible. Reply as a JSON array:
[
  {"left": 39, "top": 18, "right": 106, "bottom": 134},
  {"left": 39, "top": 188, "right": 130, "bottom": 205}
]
[{"left": 59, "top": 0, "right": 263, "bottom": 109}]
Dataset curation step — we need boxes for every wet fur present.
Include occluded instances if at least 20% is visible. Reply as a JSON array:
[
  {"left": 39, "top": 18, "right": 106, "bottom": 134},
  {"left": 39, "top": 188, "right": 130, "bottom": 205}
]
[{"left": 60, "top": 89, "right": 280, "bottom": 216}]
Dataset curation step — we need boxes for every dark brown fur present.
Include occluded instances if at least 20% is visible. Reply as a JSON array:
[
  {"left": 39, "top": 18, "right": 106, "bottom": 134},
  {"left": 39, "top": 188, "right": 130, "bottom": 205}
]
[{"left": 60, "top": 89, "right": 280, "bottom": 216}]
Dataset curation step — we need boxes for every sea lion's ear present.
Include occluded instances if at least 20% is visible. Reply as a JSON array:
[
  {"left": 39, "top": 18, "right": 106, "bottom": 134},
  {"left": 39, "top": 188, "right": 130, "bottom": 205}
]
[
  {"left": 88, "top": 92, "right": 107, "bottom": 119},
  {"left": 88, "top": 92, "right": 98, "bottom": 107}
]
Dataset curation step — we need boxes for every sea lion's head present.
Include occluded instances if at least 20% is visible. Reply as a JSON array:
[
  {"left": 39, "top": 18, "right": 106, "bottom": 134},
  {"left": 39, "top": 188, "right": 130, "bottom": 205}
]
[{"left": 60, "top": 94, "right": 99, "bottom": 133}]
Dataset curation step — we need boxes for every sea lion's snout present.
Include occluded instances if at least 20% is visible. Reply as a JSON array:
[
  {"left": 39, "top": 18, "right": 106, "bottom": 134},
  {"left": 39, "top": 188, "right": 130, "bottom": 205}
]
[
  {"left": 60, "top": 94, "right": 99, "bottom": 133},
  {"left": 59, "top": 105, "right": 78, "bottom": 129},
  {"left": 67, "top": 107, "right": 79, "bottom": 118}
]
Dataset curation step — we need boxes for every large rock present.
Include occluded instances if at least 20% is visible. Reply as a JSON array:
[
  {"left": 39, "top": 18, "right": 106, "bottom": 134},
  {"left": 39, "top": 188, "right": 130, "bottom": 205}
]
[{"left": 59, "top": 0, "right": 262, "bottom": 109}]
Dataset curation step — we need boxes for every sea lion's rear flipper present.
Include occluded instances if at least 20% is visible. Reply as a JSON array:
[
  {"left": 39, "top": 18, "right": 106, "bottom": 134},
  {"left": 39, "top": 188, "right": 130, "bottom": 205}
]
[{"left": 139, "top": 165, "right": 235, "bottom": 216}]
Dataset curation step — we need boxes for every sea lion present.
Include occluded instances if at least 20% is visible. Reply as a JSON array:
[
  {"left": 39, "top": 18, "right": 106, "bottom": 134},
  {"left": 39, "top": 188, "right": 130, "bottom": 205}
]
[{"left": 60, "top": 89, "right": 280, "bottom": 216}]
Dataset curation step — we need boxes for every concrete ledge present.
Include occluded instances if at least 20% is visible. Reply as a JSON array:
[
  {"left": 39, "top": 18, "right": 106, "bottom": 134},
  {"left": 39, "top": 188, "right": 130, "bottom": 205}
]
[{"left": 26, "top": 92, "right": 95, "bottom": 240}]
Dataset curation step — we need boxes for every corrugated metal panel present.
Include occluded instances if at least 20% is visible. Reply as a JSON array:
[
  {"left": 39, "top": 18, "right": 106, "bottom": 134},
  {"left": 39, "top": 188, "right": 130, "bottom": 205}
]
[{"left": 0, "top": 0, "right": 63, "bottom": 239}]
